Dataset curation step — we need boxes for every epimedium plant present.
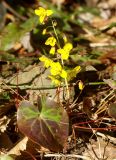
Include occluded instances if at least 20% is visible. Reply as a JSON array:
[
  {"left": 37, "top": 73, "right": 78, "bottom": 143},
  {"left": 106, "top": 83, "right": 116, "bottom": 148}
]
[
  {"left": 17, "top": 7, "right": 83, "bottom": 152},
  {"left": 35, "top": 7, "right": 83, "bottom": 97}
]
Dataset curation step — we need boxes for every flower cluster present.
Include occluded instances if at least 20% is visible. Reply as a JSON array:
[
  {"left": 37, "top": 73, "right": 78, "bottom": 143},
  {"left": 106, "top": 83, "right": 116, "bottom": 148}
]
[
  {"left": 67, "top": 66, "right": 81, "bottom": 81},
  {"left": 35, "top": 7, "right": 83, "bottom": 89},
  {"left": 44, "top": 35, "right": 73, "bottom": 59},
  {"left": 39, "top": 55, "right": 67, "bottom": 85},
  {"left": 57, "top": 43, "right": 73, "bottom": 60},
  {"left": 35, "top": 7, "right": 53, "bottom": 24}
]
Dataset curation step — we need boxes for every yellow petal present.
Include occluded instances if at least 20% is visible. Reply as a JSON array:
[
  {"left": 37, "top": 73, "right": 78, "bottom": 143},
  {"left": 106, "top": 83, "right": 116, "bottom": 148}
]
[
  {"left": 74, "top": 66, "right": 81, "bottom": 73},
  {"left": 64, "top": 43, "right": 73, "bottom": 52},
  {"left": 49, "top": 47, "right": 55, "bottom": 55},
  {"left": 57, "top": 48, "right": 69, "bottom": 60},
  {"left": 60, "top": 70, "right": 67, "bottom": 78},
  {"left": 39, "top": 55, "right": 46, "bottom": 61},
  {"left": 50, "top": 62, "right": 62, "bottom": 75},
  {"left": 49, "top": 76, "right": 61, "bottom": 86},
  {"left": 45, "top": 37, "right": 56, "bottom": 46},
  {"left": 39, "top": 14, "right": 46, "bottom": 24},
  {"left": 61, "top": 52, "right": 69, "bottom": 60},
  {"left": 35, "top": 7, "right": 45, "bottom": 15},
  {"left": 57, "top": 43, "right": 73, "bottom": 60},
  {"left": 67, "top": 66, "right": 81, "bottom": 81},
  {"left": 42, "top": 29, "right": 47, "bottom": 35},
  {"left": 78, "top": 81, "right": 84, "bottom": 90},
  {"left": 46, "top": 10, "right": 53, "bottom": 16},
  {"left": 35, "top": 7, "right": 53, "bottom": 24},
  {"left": 39, "top": 56, "right": 52, "bottom": 68},
  {"left": 57, "top": 48, "right": 65, "bottom": 55}
]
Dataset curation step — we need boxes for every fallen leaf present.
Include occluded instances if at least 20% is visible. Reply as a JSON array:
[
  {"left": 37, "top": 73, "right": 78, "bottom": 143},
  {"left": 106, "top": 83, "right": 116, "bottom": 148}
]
[{"left": 108, "top": 103, "right": 116, "bottom": 119}]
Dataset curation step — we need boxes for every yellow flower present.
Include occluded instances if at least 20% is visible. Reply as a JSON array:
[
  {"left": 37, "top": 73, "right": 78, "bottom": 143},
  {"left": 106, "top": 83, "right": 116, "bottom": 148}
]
[
  {"left": 78, "top": 81, "right": 84, "bottom": 90},
  {"left": 49, "top": 76, "right": 61, "bottom": 86},
  {"left": 57, "top": 48, "right": 69, "bottom": 60},
  {"left": 50, "top": 62, "right": 62, "bottom": 76},
  {"left": 49, "top": 47, "right": 55, "bottom": 55},
  {"left": 63, "top": 43, "right": 73, "bottom": 52},
  {"left": 39, "top": 56, "right": 53, "bottom": 68},
  {"left": 67, "top": 66, "right": 81, "bottom": 81},
  {"left": 42, "top": 29, "right": 47, "bottom": 35},
  {"left": 57, "top": 43, "right": 73, "bottom": 60},
  {"left": 60, "top": 69, "right": 67, "bottom": 78},
  {"left": 35, "top": 7, "right": 53, "bottom": 24},
  {"left": 74, "top": 66, "right": 81, "bottom": 73},
  {"left": 45, "top": 37, "right": 56, "bottom": 47}
]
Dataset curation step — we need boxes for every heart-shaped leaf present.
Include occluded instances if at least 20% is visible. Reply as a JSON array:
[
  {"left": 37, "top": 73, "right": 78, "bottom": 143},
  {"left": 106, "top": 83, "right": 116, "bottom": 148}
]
[{"left": 17, "top": 96, "right": 69, "bottom": 152}]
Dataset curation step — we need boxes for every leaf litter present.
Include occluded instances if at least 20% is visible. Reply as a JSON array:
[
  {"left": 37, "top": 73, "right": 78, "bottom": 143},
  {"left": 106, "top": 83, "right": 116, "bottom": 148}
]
[{"left": 0, "top": 0, "right": 116, "bottom": 159}]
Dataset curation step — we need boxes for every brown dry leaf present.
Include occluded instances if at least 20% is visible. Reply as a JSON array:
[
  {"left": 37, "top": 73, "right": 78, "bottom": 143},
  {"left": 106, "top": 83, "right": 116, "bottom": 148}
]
[
  {"left": 83, "top": 137, "right": 116, "bottom": 159},
  {"left": 107, "top": 27, "right": 116, "bottom": 37},
  {"left": 83, "top": 97, "right": 96, "bottom": 119},
  {"left": 83, "top": 28, "right": 116, "bottom": 47},
  {"left": 0, "top": 132, "right": 13, "bottom": 150},
  {"left": 103, "top": 79, "right": 116, "bottom": 90},
  {"left": 51, "top": 0, "right": 65, "bottom": 8},
  {"left": 0, "top": 100, "right": 15, "bottom": 117},
  {"left": 85, "top": 33, "right": 112, "bottom": 43},
  {"left": 99, "top": 50, "right": 116, "bottom": 61},
  {"left": 98, "top": 50, "right": 116, "bottom": 65},
  {"left": 107, "top": 0, "right": 116, "bottom": 9},
  {"left": 51, "top": 0, "right": 72, "bottom": 8},
  {"left": 91, "top": 17, "right": 116, "bottom": 30},
  {"left": 108, "top": 103, "right": 116, "bottom": 119},
  {"left": 13, "top": 42, "right": 22, "bottom": 50},
  {"left": 7, "top": 137, "right": 28, "bottom": 155},
  {"left": 85, "top": 0, "right": 99, "bottom": 7},
  {"left": 7, "top": 137, "right": 43, "bottom": 157},
  {"left": 7, "top": 65, "right": 44, "bottom": 85},
  {"left": 0, "top": 116, "right": 10, "bottom": 132},
  {"left": 82, "top": 27, "right": 114, "bottom": 44}
]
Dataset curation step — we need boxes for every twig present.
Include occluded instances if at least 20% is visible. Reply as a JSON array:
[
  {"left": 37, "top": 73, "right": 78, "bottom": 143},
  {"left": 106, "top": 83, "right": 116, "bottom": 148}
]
[
  {"left": 95, "top": 90, "right": 115, "bottom": 115},
  {"left": 44, "top": 153, "right": 90, "bottom": 160},
  {"left": 1, "top": 81, "right": 25, "bottom": 100},
  {"left": 1, "top": 81, "right": 107, "bottom": 90},
  {"left": 1, "top": 82, "right": 76, "bottom": 90},
  {"left": 96, "top": 132, "right": 116, "bottom": 144},
  {"left": 90, "top": 42, "right": 116, "bottom": 47}
]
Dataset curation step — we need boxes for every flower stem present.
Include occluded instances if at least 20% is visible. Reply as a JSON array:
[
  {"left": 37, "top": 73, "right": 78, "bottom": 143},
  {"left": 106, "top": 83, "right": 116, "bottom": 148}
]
[
  {"left": 61, "top": 58, "right": 70, "bottom": 99},
  {"left": 51, "top": 19, "right": 70, "bottom": 99}
]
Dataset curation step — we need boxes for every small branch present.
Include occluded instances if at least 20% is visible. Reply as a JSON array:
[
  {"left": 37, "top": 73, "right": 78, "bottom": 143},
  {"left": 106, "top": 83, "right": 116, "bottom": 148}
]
[
  {"left": 1, "top": 81, "right": 76, "bottom": 90},
  {"left": 1, "top": 81, "right": 108, "bottom": 91},
  {"left": 44, "top": 153, "right": 90, "bottom": 160},
  {"left": 96, "top": 132, "right": 116, "bottom": 144},
  {"left": 90, "top": 42, "right": 116, "bottom": 47}
]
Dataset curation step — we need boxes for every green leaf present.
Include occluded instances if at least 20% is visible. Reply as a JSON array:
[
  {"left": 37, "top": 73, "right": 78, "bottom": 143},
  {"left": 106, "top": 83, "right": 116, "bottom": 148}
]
[
  {"left": 0, "top": 16, "right": 38, "bottom": 51},
  {"left": 19, "top": 101, "right": 40, "bottom": 119},
  {"left": 17, "top": 96, "right": 69, "bottom": 152},
  {"left": 0, "top": 23, "right": 20, "bottom": 51},
  {"left": 21, "top": 16, "right": 38, "bottom": 32}
]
